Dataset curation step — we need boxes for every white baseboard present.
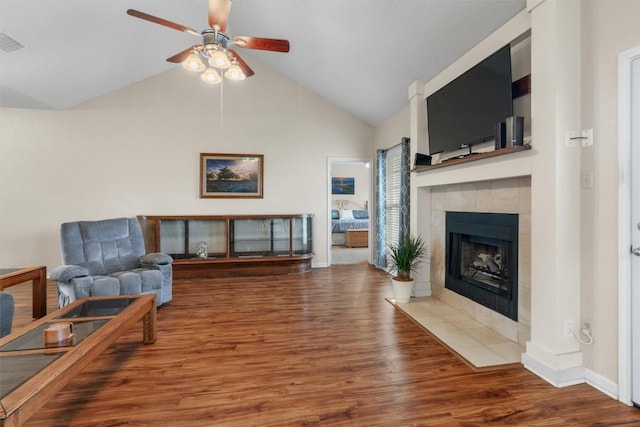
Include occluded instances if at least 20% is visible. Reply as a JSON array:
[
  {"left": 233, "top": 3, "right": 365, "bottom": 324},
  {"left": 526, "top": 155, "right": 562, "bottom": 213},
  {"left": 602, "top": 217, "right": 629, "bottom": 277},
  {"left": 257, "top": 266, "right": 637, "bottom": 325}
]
[
  {"left": 413, "top": 289, "right": 432, "bottom": 297},
  {"left": 523, "top": 353, "right": 624, "bottom": 403},
  {"left": 413, "top": 280, "right": 432, "bottom": 298},
  {"left": 522, "top": 353, "right": 585, "bottom": 387},
  {"left": 585, "top": 369, "right": 619, "bottom": 401}
]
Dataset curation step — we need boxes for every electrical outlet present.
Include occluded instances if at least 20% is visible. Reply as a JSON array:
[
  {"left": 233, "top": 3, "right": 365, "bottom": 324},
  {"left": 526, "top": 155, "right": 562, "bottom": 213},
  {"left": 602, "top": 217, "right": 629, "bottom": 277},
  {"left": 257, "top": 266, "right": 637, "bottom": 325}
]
[{"left": 564, "top": 319, "right": 574, "bottom": 338}]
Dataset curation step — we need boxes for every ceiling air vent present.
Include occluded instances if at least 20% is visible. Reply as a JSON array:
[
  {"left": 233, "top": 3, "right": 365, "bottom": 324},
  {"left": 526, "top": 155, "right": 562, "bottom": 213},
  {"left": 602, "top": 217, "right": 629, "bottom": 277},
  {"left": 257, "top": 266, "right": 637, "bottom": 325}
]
[{"left": 0, "top": 32, "right": 25, "bottom": 53}]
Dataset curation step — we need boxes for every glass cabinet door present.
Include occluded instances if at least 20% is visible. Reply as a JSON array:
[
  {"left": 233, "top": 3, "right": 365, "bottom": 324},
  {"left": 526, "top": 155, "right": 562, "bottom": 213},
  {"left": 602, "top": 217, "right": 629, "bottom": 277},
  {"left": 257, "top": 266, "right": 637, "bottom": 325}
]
[
  {"left": 159, "top": 220, "right": 186, "bottom": 256},
  {"left": 160, "top": 219, "right": 227, "bottom": 259},
  {"left": 230, "top": 219, "right": 273, "bottom": 256},
  {"left": 154, "top": 215, "right": 312, "bottom": 260},
  {"left": 272, "top": 218, "right": 291, "bottom": 254},
  {"left": 292, "top": 215, "right": 313, "bottom": 255},
  {"left": 188, "top": 219, "right": 227, "bottom": 258}
]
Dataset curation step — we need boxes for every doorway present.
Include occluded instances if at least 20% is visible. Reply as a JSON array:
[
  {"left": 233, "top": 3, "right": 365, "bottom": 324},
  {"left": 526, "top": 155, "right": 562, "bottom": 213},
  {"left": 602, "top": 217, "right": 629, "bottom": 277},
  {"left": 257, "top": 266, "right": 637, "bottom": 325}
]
[
  {"left": 327, "top": 157, "right": 373, "bottom": 266},
  {"left": 617, "top": 45, "right": 640, "bottom": 407}
]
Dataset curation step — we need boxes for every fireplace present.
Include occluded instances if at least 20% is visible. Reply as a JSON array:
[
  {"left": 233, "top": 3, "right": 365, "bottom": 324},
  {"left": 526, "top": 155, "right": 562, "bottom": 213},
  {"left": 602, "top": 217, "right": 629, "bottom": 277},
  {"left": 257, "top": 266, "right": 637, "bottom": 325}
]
[{"left": 445, "top": 211, "right": 519, "bottom": 320}]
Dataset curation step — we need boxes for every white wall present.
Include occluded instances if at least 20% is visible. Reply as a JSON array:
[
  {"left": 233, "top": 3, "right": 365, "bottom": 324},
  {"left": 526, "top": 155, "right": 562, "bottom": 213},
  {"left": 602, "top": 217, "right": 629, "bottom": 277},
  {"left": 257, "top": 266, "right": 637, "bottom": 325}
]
[
  {"left": 579, "top": 0, "right": 640, "bottom": 384},
  {"left": 374, "top": 106, "right": 409, "bottom": 152},
  {"left": 0, "top": 58, "right": 374, "bottom": 270}
]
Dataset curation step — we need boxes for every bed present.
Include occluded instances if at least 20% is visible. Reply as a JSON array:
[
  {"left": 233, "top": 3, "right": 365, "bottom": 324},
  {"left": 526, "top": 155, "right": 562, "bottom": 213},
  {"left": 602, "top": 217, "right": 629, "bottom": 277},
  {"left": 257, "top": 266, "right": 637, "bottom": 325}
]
[{"left": 331, "top": 200, "right": 369, "bottom": 246}]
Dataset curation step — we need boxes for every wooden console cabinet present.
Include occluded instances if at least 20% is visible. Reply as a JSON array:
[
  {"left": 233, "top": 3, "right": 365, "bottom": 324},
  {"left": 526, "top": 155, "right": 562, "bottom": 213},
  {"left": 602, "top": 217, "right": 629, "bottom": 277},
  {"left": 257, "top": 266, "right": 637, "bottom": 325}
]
[
  {"left": 138, "top": 214, "right": 313, "bottom": 279},
  {"left": 345, "top": 229, "right": 368, "bottom": 248}
]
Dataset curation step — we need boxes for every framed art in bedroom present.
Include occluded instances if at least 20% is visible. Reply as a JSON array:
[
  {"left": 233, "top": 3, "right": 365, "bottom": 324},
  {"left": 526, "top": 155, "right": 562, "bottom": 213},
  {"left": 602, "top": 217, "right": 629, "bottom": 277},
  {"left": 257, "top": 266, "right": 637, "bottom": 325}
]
[
  {"left": 331, "top": 177, "right": 355, "bottom": 194},
  {"left": 200, "top": 153, "right": 264, "bottom": 198}
]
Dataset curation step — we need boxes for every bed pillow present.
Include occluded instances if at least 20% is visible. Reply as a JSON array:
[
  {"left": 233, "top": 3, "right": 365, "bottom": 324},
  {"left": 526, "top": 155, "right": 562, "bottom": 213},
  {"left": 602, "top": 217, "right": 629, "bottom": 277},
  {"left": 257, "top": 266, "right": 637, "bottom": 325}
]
[
  {"left": 353, "top": 210, "right": 369, "bottom": 219},
  {"left": 331, "top": 209, "right": 339, "bottom": 219},
  {"left": 339, "top": 209, "right": 354, "bottom": 220}
]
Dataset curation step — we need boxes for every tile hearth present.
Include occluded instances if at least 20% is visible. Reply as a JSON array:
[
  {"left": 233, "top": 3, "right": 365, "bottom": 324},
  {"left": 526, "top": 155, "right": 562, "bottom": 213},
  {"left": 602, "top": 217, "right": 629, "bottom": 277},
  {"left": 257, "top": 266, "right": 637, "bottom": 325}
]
[{"left": 393, "top": 297, "right": 524, "bottom": 370}]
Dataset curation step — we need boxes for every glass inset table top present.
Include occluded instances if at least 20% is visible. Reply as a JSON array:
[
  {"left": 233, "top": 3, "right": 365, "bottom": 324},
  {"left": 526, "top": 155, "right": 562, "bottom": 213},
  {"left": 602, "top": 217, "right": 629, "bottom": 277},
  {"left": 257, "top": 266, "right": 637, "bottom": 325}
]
[
  {"left": 0, "top": 353, "right": 64, "bottom": 399},
  {"left": 56, "top": 297, "right": 139, "bottom": 319},
  {"left": 0, "top": 320, "right": 108, "bottom": 352}
]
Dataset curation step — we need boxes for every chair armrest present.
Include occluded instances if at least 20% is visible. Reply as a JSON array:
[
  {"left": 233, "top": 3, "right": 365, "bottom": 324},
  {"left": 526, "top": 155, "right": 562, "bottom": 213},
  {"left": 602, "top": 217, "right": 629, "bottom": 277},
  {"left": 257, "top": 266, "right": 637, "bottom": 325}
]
[
  {"left": 140, "top": 253, "right": 173, "bottom": 266},
  {"left": 51, "top": 265, "right": 90, "bottom": 282}
]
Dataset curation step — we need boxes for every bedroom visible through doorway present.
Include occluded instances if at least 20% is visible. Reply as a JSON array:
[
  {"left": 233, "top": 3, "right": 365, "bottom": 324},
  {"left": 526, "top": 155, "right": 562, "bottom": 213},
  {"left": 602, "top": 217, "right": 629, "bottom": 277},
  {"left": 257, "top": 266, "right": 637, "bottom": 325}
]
[{"left": 328, "top": 158, "right": 372, "bottom": 266}]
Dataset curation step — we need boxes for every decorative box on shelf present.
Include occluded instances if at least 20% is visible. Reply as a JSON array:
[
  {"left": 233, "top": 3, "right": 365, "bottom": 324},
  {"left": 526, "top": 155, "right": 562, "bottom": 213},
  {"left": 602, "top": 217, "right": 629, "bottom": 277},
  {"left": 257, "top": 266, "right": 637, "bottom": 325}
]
[{"left": 138, "top": 214, "right": 313, "bottom": 279}]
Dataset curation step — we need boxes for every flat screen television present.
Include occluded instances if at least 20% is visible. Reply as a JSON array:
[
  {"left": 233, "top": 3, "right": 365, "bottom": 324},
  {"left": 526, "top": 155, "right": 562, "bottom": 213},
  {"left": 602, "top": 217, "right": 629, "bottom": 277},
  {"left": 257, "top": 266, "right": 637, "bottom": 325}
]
[{"left": 426, "top": 44, "right": 513, "bottom": 155}]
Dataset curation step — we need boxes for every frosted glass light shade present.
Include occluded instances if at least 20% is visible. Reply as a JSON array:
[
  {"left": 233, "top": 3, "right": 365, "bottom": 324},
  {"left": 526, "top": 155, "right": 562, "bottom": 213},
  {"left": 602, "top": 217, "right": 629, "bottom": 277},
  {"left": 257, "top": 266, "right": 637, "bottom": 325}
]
[
  {"left": 200, "top": 68, "right": 221, "bottom": 84},
  {"left": 182, "top": 52, "right": 205, "bottom": 72},
  {"left": 224, "top": 62, "right": 245, "bottom": 81},
  {"left": 209, "top": 50, "right": 231, "bottom": 69}
]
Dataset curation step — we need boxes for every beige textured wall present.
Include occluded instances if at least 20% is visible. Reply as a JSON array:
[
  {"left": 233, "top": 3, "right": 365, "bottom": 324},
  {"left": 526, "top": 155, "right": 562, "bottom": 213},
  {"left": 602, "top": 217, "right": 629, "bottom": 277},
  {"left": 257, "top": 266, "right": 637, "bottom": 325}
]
[
  {"left": 579, "top": 0, "right": 640, "bottom": 381},
  {"left": 373, "top": 106, "right": 409, "bottom": 152},
  {"left": 0, "top": 58, "right": 374, "bottom": 270}
]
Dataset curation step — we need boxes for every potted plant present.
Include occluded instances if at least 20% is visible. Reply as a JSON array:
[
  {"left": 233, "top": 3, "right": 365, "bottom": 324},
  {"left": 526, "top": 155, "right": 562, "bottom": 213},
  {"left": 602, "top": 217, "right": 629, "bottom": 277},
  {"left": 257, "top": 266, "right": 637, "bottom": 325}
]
[{"left": 387, "top": 234, "right": 427, "bottom": 303}]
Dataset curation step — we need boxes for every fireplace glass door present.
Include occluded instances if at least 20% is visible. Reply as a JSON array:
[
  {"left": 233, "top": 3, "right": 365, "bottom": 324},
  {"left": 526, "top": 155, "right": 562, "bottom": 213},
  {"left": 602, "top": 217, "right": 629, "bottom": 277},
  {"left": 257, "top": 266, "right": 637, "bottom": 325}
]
[
  {"left": 445, "top": 211, "right": 519, "bottom": 320},
  {"left": 460, "top": 236, "right": 511, "bottom": 297}
]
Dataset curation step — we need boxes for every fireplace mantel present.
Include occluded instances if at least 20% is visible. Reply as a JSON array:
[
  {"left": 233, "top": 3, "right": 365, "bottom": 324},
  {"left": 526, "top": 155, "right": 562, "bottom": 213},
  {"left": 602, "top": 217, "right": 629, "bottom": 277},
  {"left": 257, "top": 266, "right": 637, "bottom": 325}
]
[
  {"left": 412, "top": 146, "right": 532, "bottom": 173},
  {"left": 413, "top": 145, "right": 534, "bottom": 189}
]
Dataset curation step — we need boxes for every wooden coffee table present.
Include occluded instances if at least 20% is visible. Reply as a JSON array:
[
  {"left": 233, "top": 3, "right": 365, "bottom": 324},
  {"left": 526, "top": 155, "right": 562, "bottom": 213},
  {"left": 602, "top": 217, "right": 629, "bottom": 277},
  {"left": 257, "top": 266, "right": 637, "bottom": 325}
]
[
  {"left": 0, "top": 266, "right": 47, "bottom": 318},
  {"left": 0, "top": 294, "right": 157, "bottom": 426}
]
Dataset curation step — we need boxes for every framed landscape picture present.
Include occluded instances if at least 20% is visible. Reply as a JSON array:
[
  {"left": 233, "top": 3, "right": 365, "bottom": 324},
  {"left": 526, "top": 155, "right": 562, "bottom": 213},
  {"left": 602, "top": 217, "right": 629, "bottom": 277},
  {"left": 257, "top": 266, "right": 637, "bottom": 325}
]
[
  {"left": 332, "top": 177, "right": 355, "bottom": 195},
  {"left": 200, "top": 153, "right": 263, "bottom": 198}
]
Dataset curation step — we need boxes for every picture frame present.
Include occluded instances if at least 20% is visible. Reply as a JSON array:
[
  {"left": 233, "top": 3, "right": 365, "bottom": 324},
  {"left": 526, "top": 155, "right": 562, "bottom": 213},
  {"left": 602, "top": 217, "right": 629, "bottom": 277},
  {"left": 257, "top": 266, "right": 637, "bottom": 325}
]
[
  {"left": 200, "top": 153, "right": 264, "bottom": 198},
  {"left": 332, "top": 177, "right": 355, "bottom": 195}
]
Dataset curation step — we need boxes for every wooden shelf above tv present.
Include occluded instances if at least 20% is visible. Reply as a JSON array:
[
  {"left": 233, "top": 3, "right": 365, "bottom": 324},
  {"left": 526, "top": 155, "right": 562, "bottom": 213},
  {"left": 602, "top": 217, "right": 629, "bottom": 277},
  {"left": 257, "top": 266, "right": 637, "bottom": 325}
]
[{"left": 411, "top": 145, "right": 531, "bottom": 173}]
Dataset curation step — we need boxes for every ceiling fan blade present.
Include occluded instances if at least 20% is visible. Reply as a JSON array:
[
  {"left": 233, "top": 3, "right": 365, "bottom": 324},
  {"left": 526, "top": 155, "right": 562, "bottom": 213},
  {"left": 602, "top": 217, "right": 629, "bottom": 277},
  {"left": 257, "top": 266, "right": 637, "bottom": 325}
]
[
  {"left": 233, "top": 36, "right": 290, "bottom": 53},
  {"left": 228, "top": 49, "right": 255, "bottom": 78},
  {"left": 127, "top": 9, "right": 199, "bottom": 36},
  {"left": 166, "top": 46, "right": 201, "bottom": 63},
  {"left": 208, "top": 0, "right": 232, "bottom": 32}
]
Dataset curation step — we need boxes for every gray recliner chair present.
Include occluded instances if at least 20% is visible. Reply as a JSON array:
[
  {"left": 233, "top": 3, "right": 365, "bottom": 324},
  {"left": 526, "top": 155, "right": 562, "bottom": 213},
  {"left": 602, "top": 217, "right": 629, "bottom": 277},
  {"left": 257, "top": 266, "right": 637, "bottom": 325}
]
[
  {"left": 51, "top": 217, "right": 173, "bottom": 308},
  {"left": 0, "top": 291, "right": 14, "bottom": 338}
]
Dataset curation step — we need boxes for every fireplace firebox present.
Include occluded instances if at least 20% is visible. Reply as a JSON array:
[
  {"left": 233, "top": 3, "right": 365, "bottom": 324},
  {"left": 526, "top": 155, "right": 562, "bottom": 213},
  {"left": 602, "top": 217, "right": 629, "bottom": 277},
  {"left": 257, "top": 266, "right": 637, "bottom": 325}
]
[{"left": 445, "top": 211, "right": 518, "bottom": 320}]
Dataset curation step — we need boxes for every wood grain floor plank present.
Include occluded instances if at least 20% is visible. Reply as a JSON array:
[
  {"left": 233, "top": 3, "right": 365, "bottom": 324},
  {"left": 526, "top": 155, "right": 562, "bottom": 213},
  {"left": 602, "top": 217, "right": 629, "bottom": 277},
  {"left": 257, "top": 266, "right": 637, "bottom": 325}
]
[{"left": 2, "top": 264, "right": 639, "bottom": 426}]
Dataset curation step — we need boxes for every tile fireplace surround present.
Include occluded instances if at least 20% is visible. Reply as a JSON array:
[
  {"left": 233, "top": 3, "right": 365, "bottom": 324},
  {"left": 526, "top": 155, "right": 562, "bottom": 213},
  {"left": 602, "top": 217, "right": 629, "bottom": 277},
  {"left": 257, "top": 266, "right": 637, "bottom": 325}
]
[{"left": 428, "top": 176, "right": 531, "bottom": 347}]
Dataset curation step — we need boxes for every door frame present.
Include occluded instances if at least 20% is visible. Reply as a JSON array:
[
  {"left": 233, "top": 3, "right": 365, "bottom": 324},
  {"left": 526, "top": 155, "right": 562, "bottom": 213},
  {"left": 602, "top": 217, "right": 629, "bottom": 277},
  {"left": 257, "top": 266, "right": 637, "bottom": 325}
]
[
  {"left": 327, "top": 157, "right": 373, "bottom": 266},
  {"left": 617, "top": 44, "right": 640, "bottom": 406}
]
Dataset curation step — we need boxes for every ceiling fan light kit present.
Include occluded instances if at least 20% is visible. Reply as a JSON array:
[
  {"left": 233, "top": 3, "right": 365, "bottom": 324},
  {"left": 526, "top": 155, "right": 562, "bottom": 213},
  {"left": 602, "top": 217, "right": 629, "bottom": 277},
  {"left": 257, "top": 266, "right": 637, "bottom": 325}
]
[
  {"left": 126, "top": 0, "right": 289, "bottom": 86},
  {"left": 209, "top": 49, "right": 231, "bottom": 69},
  {"left": 183, "top": 52, "right": 206, "bottom": 72},
  {"left": 225, "top": 60, "right": 246, "bottom": 81},
  {"left": 200, "top": 68, "right": 222, "bottom": 84}
]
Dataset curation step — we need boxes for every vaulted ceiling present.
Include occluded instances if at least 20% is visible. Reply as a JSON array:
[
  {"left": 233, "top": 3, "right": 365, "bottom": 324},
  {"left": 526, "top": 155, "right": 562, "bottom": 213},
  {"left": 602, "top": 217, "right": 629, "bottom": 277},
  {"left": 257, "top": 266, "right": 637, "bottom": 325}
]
[{"left": 0, "top": 0, "right": 526, "bottom": 126}]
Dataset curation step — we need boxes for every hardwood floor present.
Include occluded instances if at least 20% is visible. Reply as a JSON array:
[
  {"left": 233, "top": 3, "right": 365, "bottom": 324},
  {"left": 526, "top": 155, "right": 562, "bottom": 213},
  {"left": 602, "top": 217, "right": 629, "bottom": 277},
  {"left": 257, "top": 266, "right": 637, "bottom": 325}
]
[{"left": 3, "top": 264, "right": 640, "bottom": 426}]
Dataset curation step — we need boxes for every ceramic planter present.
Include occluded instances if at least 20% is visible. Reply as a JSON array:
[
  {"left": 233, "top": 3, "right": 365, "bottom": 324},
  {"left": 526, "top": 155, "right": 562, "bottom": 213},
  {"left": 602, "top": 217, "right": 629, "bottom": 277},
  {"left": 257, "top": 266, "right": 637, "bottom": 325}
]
[{"left": 391, "top": 277, "right": 414, "bottom": 303}]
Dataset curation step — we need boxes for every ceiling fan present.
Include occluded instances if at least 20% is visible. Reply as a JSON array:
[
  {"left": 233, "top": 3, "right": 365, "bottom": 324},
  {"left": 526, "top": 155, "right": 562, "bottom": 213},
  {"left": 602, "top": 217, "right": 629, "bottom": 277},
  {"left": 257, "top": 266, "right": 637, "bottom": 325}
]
[{"left": 126, "top": 0, "right": 290, "bottom": 84}]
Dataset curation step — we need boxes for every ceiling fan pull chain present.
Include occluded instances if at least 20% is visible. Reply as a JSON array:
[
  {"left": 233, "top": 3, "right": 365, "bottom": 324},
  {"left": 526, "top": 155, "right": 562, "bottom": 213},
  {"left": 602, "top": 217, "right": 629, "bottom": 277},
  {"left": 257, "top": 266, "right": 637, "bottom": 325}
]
[{"left": 219, "top": 73, "right": 224, "bottom": 134}]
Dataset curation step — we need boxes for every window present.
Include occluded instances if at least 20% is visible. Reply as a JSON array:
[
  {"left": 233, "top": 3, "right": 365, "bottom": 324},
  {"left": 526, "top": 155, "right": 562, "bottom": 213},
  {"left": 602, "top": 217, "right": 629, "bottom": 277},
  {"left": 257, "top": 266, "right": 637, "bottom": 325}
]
[
  {"left": 385, "top": 144, "right": 402, "bottom": 260},
  {"left": 375, "top": 138, "right": 410, "bottom": 270}
]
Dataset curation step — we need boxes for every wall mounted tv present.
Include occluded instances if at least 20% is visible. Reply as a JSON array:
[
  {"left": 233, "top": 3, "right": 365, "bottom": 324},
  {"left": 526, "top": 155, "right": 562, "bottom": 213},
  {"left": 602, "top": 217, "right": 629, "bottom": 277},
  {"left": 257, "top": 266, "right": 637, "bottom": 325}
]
[{"left": 426, "top": 44, "right": 513, "bottom": 155}]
